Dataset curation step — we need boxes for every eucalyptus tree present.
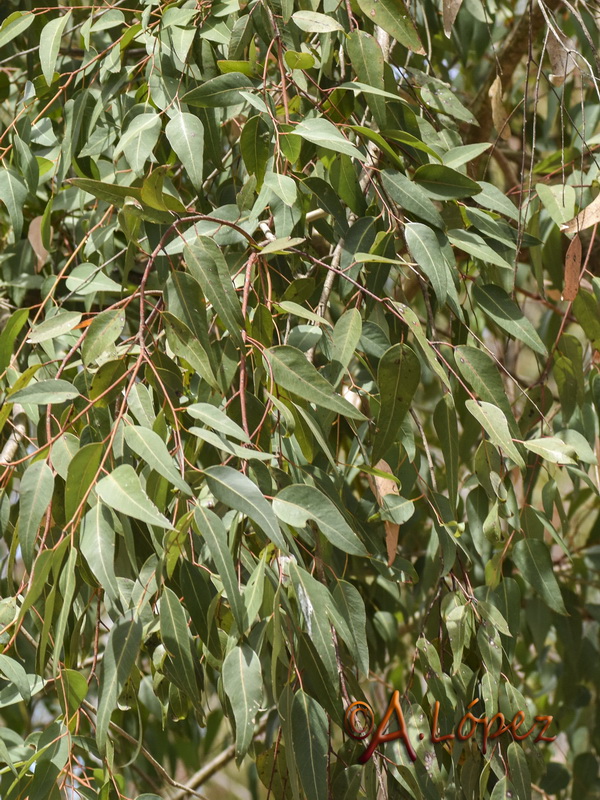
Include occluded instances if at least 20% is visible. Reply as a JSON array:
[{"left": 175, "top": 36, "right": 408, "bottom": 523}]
[{"left": 0, "top": 0, "right": 599, "bottom": 798}]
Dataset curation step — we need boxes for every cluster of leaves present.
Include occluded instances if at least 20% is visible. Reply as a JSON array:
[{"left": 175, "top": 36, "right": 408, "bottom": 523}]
[{"left": 0, "top": 0, "right": 599, "bottom": 798}]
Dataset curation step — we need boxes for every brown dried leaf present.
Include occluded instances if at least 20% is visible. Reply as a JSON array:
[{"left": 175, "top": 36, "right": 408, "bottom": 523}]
[
  {"left": 547, "top": 29, "right": 577, "bottom": 86},
  {"left": 367, "top": 459, "right": 400, "bottom": 566},
  {"left": 27, "top": 216, "right": 49, "bottom": 273},
  {"left": 562, "top": 234, "right": 582, "bottom": 301},
  {"left": 561, "top": 192, "right": 600, "bottom": 235},
  {"left": 443, "top": 0, "right": 464, "bottom": 37},
  {"left": 489, "top": 76, "right": 511, "bottom": 141}
]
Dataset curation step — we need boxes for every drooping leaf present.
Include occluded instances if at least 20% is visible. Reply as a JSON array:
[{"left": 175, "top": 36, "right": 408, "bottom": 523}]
[
  {"left": 165, "top": 112, "right": 204, "bottom": 190},
  {"left": 95, "top": 465, "right": 173, "bottom": 529},
  {"left": 465, "top": 400, "right": 525, "bottom": 468},
  {"left": 203, "top": 466, "right": 288, "bottom": 552},
  {"left": 18, "top": 460, "right": 54, "bottom": 571},
  {"left": 222, "top": 644, "right": 263, "bottom": 763},
  {"left": 273, "top": 484, "right": 367, "bottom": 556},
  {"left": 373, "top": 344, "right": 420, "bottom": 463},
  {"left": 512, "top": 538, "right": 567, "bottom": 615},
  {"left": 40, "top": 12, "right": 71, "bottom": 85},
  {"left": 123, "top": 426, "right": 192, "bottom": 495},
  {"left": 96, "top": 612, "right": 143, "bottom": 753},
  {"left": 473, "top": 284, "right": 548, "bottom": 356},
  {"left": 193, "top": 504, "right": 247, "bottom": 633},
  {"left": 291, "top": 690, "right": 328, "bottom": 800}
]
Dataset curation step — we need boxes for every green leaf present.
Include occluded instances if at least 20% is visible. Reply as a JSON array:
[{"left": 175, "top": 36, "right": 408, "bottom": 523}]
[
  {"left": 346, "top": 32, "right": 387, "bottom": 131},
  {"left": 392, "top": 302, "right": 451, "bottom": 388},
  {"left": 291, "top": 10, "right": 344, "bottom": 31},
  {"left": 65, "top": 442, "right": 103, "bottom": 521},
  {"left": 442, "top": 142, "right": 491, "bottom": 168},
  {"left": 284, "top": 50, "right": 316, "bottom": 70},
  {"left": 186, "top": 402, "right": 251, "bottom": 443},
  {"left": 165, "top": 112, "right": 204, "bottom": 190},
  {"left": 465, "top": 400, "right": 525, "bottom": 468},
  {"left": 65, "top": 263, "right": 124, "bottom": 296},
  {"left": 373, "top": 344, "right": 420, "bottom": 463},
  {"left": 264, "top": 171, "right": 297, "bottom": 206},
  {"left": 420, "top": 82, "right": 477, "bottom": 124},
  {"left": 184, "top": 236, "right": 245, "bottom": 348},
  {"left": 475, "top": 181, "right": 520, "bottom": 220},
  {"left": 0, "top": 167, "right": 28, "bottom": 239},
  {"left": 380, "top": 170, "right": 444, "bottom": 228},
  {"left": 507, "top": 742, "right": 531, "bottom": 800},
  {"left": 203, "top": 466, "right": 288, "bottom": 552},
  {"left": 193, "top": 504, "right": 247, "bottom": 633},
  {"left": 404, "top": 223, "right": 450, "bottom": 306},
  {"left": 273, "top": 484, "right": 367, "bottom": 555},
  {"left": 240, "top": 115, "right": 271, "bottom": 187},
  {"left": 82, "top": 309, "right": 126, "bottom": 365},
  {"left": 433, "top": 394, "right": 459, "bottom": 510},
  {"left": 512, "top": 538, "right": 567, "bottom": 614},
  {"left": 0, "top": 308, "right": 29, "bottom": 373},
  {"left": 355, "top": 0, "right": 424, "bottom": 53},
  {"left": 222, "top": 644, "right": 263, "bottom": 763},
  {"left": 28, "top": 311, "right": 82, "bottom": 344},
  {"left": 0, "top": 11, "right": 35, "bottom": 49},
  {"left": 114, "top": 113, "right": 162, "bottom": 176},
  {"left": 183, "top": 73, "right": 254, "bottom": 107},
  {"left": 333, "top": 580, "right": 369, "bottom": 677},
  {"left": 0, "top": 654, "right": 31, "bottom": 703},
  {"left": 68, "top": 178, "right": 170, "bottom": 222},
  {"left": 80, "top": 504, "right": 121, "bottom": 606},
  {"left": 8, "top": 378, "right": 80, "bottom": 405},
  {"left": 123, "top": 425, "right": 192, "bottom": 495},
  {"left": 293, "top": 118, "right": 365, "bottom": 161},
  {"left": 40, "top": 12, "right": 71, "bottom": 85},
  {"left": 473, "top": 284, "right": 548, "bottom": 356},
  {"left": 454, "top": 345, "right": 521, "bottom": 439},
  {"left": 330, "top": 307, "right": 362, "bottom": 387},
  {"left": 18, "top": 460, "right": 54, "bottom": 571},
  {"left": 265, "top": 345, "right": 366, "bottom": 421},
  {"left": 413, "top": 164, "right": 482, "bottom": 199},
  {"left": 291, "top": 690, "right": 328, "bottom": 800},
  {"left": 522, "top": 436, "right": 576, "bottom": 464},
  {"left": 95, "top": 465, "right": 173, "bottom": 529},
  {"left": 96, "top": 612, "right": 143, "bottom": 753},
  {"left": 448, "top": 229, "right": 514, "bottom": 270},
  {"left": 160, "top": 587, "right": 201, "bottom": 705}
]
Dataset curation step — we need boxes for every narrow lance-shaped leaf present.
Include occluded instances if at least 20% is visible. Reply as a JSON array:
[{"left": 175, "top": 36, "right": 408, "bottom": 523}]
[
  {"left": 18, "top": 461, "right": 54, "bottom": 571},
  {"left": 165, "top": 112, "right": 204, "bottom": 191},
  {"left": 222, "top": 644, "right": 263, "bottom": 764},
  {"left": 123, "top": 426, "right": 192, "bottom": 495},
  {"left": 373, "top": 344, "right": 420, "bottom": 463},
  {"left": 512, "top": 538, "right": 567, "bottom": 615},
  {"left": 203, "top": 466, "right": 288, "bottom": 552},
  {"left": 291, "top": 690, "right": 328, "bottom": 800},
  {"left": 95, "top": 465, "right": 173, "bottom": 529},
  {"left": 96, "top": 612, "right": 143, "bottom": 753},
  {"left": 160, "top": 588, "right": 201, "bottom": 706},
  {"left": 473, "top": 284, "right": 548, "bottom": 356},
  {"left": 193, "top": 504, "right": 247, "bottom": 633},
  {"left": 265, "top": 345, "right": 366, "bottom": 421},
  {"left": 80, "top": 504, "right": 121, "bottom": 606},
  {"left": 465, "top": 400, "right": 525, "bottom": 469},
  {"left": 40, "top": 11, "right": 71, "bottom": 85},
  {"left": 184, "top": 236, "right": 245, "bottom": 348},
  {"left": 273, "top": 484, "right": 367, "bottom": 556}
]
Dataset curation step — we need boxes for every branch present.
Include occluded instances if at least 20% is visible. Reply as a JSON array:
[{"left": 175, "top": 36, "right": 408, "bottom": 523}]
[
  {"left": 467, "top": 0, "right": 561, "bottom": 143},
  {"left": 0, "top": 404, "right": 27, "bottom": 466}
]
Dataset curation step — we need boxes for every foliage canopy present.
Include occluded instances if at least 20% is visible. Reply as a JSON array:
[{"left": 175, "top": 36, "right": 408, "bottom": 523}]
[{"left": 0, "top": 0, "right": 599, "bottom": 798}]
